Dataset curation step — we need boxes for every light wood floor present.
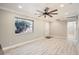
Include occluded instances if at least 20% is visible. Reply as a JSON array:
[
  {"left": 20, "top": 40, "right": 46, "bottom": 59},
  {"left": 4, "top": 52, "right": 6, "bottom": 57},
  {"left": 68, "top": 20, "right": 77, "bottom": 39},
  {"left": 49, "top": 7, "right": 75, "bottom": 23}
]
[{"left": 4, "top": 37, "right": 79, "bottom": 55}]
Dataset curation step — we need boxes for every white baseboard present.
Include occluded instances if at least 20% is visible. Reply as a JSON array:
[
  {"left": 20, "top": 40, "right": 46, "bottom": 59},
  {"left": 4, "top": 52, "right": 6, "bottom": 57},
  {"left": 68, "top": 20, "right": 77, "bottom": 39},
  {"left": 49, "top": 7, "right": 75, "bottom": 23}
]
[{"left": 3, "top": 37, "right": 44, "bottom": 51}]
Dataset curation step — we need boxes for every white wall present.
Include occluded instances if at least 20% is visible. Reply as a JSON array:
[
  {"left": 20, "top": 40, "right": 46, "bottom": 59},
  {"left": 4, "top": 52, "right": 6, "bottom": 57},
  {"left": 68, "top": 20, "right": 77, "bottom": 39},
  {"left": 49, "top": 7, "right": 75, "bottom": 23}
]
[
  {"left": 50, "top": 20, "right": 67, "bottom": 38},
  {"left": 0, "top": 9, "right": 47, "bottom": 48}
]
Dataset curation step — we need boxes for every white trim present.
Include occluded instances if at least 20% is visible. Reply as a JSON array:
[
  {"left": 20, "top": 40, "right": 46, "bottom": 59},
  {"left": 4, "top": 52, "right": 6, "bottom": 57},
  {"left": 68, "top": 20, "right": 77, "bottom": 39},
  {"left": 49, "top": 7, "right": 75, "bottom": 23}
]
[{"left": 3, "top": 37, "right": 44, "bottom": 51}]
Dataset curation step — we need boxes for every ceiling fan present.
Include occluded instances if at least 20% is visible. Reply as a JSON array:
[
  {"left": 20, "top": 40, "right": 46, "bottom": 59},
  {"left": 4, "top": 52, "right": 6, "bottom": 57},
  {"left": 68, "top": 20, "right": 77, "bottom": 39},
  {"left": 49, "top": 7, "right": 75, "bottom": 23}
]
[{"left": 36, "top": 7, "right": 58, "bottom": 18}]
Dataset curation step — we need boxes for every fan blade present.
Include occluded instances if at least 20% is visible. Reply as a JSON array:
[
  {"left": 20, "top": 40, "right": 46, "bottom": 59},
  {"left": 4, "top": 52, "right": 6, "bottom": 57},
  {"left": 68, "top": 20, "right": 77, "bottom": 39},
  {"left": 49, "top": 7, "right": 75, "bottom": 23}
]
[
  {"left": 48, "top": 14, "right": 53, "bottom": 17},
  {"left": 44, "top": 15, "right": 46, "bottom": 18},
  {"left": 51, "top": 13, "right": 58, "bottom": 15},
  {"left": 38, "top": 15, "right": 42, "bottom": 17},
  {"left": 48, "top": 9, "right": 58, "bottom": 13},
  {"left": 44, "top": 7, "right": 49, "bottom": 12},
  {"left": 37, "top": 10, "right": 44, "bottom": 13},
  {"left": 39, "top": 14, "right": 44, "bottom": 17}
]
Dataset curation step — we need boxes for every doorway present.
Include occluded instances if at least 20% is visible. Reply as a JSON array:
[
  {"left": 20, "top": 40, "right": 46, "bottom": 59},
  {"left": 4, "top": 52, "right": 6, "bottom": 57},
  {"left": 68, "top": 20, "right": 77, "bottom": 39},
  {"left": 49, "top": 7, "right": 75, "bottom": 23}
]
[{"left": 67, "top": 21, "right": 76, "bottom": 42}]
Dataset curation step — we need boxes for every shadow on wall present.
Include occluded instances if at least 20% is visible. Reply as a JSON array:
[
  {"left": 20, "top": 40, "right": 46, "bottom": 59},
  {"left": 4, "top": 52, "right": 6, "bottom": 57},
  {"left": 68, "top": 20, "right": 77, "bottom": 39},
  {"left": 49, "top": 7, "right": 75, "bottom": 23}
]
[{"left": 0, "top": 44, "right": 4, "bottom": 55}]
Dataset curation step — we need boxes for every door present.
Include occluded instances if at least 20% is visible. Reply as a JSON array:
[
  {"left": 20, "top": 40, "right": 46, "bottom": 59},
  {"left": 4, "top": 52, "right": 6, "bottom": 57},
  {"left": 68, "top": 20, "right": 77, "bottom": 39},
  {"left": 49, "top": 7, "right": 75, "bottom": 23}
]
[
  {"left": 44, "top": 22, "right": 49, "bottom": 36},
  {"left": 67, "top": 21, "right": 76, "bottom": 41}
]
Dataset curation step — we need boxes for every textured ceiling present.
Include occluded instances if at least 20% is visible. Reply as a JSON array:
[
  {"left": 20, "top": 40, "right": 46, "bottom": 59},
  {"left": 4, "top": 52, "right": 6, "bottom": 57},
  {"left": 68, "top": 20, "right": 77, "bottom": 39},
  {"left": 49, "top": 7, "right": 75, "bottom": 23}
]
[{"left": 0, "top": 3, "right": 79, "bottom": 21}]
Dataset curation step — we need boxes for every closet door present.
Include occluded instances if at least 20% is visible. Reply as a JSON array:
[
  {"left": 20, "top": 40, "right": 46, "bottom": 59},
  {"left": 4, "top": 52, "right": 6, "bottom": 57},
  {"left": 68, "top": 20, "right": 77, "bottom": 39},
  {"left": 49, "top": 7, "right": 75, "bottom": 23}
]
[{"left": 44, "top": 22, "right": 49, "bottom": 36}]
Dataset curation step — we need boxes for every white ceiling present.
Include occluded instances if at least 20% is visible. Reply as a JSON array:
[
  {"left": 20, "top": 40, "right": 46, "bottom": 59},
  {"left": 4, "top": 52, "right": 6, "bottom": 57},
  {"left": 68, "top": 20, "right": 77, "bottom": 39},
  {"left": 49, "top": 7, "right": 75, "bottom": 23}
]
[{"left": 0, "top": 3, "right": 79, "bottom": 21}]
